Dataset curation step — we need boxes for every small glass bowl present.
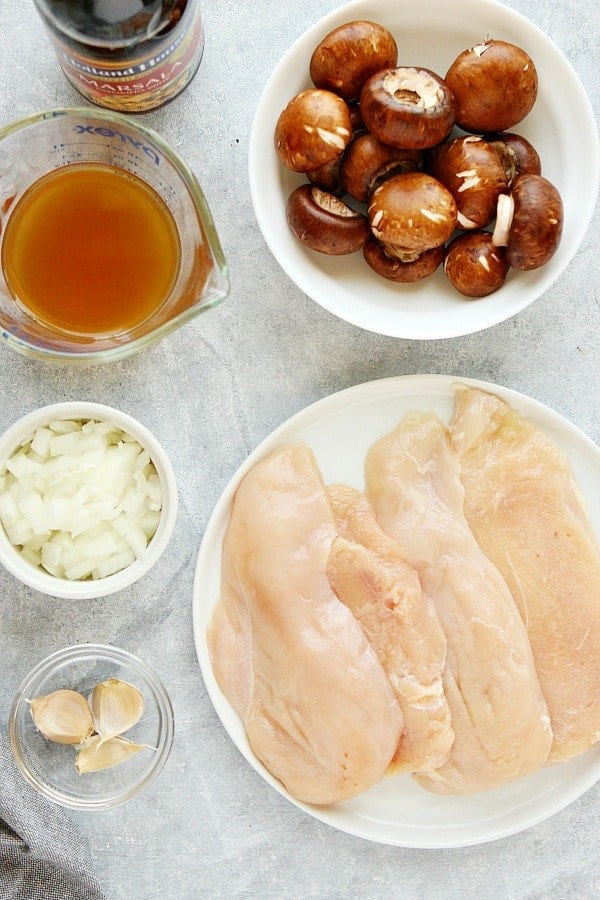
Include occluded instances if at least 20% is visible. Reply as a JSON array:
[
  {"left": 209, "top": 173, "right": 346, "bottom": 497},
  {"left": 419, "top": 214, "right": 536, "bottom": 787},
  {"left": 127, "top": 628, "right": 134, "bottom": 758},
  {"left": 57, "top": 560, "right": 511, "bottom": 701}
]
[
  {"left": 9, "top": 644, "right": 174, "bottom": 810},
  {"left": 0, "top": 401, "right": 178, "bottom": 599}
]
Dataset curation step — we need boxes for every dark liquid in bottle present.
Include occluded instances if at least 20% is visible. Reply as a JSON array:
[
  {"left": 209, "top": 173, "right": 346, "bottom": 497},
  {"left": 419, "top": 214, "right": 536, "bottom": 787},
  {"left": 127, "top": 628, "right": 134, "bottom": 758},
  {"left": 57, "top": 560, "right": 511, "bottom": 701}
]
[{"left": 42, "top": 0, "right": 183, "bottom": 48}]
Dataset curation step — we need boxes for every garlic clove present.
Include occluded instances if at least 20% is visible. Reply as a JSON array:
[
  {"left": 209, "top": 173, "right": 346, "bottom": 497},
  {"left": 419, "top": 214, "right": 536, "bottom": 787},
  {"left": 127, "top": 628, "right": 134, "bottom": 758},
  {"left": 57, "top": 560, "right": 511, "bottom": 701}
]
[
  {"left": 89, "top": 677, "right": 144, "bottom": 743},
  {"left": 75, "top": 734, "right": 149, "bottom": 774},
  {"left": 29, "top": 689, "right": 94, "bottom": 745}
]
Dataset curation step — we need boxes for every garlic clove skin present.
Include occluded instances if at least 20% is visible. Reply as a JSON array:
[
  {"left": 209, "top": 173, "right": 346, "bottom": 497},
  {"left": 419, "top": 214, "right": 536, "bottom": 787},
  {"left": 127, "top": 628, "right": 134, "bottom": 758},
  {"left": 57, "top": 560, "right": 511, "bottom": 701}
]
[
  {"left": 75, "top": 734, "right": 149, "bottom": 774},
  {"left": 29, "top": 689, "right": 94, "bottom": 745},
  {"left": 89, "top": 677, "right": 144, "bottom": 743}
]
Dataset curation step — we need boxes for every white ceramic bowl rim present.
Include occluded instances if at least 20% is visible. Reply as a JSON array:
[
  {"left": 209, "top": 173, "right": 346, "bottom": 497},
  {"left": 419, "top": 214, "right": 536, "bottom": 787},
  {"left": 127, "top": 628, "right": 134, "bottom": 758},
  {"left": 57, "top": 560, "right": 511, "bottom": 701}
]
[
  {"left": 0, "top": 402, "right": 178, "bottom": 599},
  {"left": 249, "top": 0, "right": 600, "bottom": 339}
]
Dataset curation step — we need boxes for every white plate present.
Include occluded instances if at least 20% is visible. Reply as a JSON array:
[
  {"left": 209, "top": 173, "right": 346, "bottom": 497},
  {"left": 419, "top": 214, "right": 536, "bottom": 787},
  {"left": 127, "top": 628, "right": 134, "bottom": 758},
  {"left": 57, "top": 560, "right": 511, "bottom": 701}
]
[
  {"left": 248, "top": 0, "right": 599, "bottom": 339},
  {"left": 192, "top": 375, "right": 600, "bottom": 847}
]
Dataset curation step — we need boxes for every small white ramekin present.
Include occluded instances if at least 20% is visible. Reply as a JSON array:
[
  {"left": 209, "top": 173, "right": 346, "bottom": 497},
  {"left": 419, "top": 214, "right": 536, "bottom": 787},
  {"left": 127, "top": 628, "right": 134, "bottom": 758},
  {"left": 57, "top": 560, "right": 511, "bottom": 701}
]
[{"left": 0, "top": 402, "right": 178, "bottom": 599}]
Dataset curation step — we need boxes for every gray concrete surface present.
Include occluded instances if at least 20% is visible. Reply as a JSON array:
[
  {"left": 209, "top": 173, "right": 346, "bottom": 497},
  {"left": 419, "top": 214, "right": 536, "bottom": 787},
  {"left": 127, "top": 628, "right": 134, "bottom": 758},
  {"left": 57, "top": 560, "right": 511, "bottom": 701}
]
[{"left": 0, "top": 0, "right": 598, "bottom": 897}]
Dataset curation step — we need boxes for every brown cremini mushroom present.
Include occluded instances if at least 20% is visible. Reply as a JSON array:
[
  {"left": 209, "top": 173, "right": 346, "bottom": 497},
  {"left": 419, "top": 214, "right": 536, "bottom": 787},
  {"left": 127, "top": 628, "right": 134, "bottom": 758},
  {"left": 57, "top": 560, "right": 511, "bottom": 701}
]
[
  {"left": 341, "top": 133, "right": 422, "bottom": 203},
  {"left": 360, "top": 67, "right": 456, "bottom": 149},
  {"left": 445, "top": 39, "right": 538, "bottom": 133},
  {"left": 444, "top": 232, "right": 509, "bottom": 297},
  {"left": 492, "top": 174, "right": 563, "bottom": 270},
  {"left": 275, "top": 89, "right": 352, "bottom": 173},
  {"left": 348, "top": 104, "right": 365, "bottom": 135},
  {"left": 310, "top": 21, "right": 398, "bottom": 102},
  {"left": 485, "top": 132, "right": 542, "bottom": 186},
  {"left": 368, "top": 172, "right": 457, "bottom": 251},
  {"left": 307, "top": 155, "right": 344, "bottom": 193},
  {"left": 364, "top": 238, "right": 444, "bottom": 282},
  {"left": 428, "top": 135, "right": 508, "bottom": 230},
  {"left": 286, "top": 184, "right": 370, "bottom": 254}
]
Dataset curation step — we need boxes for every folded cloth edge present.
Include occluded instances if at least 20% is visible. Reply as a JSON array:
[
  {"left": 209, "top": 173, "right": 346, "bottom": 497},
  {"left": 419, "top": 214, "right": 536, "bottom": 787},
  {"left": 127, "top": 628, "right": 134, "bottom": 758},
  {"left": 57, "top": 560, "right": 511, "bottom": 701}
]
[{"left": 0, "top": 725, "right": 104, "bottom": 900}]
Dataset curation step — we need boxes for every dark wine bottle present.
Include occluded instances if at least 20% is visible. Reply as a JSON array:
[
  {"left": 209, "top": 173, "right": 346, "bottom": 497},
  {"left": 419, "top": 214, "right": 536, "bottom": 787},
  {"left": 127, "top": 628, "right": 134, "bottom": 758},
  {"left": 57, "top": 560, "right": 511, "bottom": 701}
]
[{"left": 33, "top": 0, "right": 204, "bottom": 112}]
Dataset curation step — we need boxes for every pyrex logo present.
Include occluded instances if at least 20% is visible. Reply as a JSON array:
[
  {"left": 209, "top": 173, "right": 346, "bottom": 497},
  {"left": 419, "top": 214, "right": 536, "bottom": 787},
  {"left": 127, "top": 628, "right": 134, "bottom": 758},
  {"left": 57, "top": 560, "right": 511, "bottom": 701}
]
[{"left": 73, "top": 125, "right": 161, "bottom": 165}]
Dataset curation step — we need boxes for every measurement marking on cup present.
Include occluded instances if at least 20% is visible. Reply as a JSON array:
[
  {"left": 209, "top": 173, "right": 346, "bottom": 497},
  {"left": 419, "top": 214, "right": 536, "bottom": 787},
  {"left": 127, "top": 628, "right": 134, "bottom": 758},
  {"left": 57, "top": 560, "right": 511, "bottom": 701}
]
[{"left": 73, "top": 125, "right": 161, "bottom": 165}]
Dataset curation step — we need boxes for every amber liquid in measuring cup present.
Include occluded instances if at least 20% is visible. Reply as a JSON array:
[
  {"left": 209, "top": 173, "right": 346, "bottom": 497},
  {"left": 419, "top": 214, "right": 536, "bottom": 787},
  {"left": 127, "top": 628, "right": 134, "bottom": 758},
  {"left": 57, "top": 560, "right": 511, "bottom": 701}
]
[{"left": 1, "top": 163, "right": 180, "bottom": 336}]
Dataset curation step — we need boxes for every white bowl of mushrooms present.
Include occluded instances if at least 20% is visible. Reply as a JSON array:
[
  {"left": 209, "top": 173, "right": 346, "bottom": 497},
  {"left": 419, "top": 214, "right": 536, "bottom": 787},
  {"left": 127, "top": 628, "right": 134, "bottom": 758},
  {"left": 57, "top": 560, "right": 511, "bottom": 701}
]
[{"left": 249, "top": 0, "right": 599, "bottom": 339}]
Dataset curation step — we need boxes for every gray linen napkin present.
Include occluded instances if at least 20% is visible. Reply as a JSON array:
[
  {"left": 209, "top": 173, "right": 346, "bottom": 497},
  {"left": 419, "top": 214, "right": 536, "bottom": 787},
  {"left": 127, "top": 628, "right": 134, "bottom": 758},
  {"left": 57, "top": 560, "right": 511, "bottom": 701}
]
[{"left": 0, "top": 728, "right": 104, "bottom": 900}]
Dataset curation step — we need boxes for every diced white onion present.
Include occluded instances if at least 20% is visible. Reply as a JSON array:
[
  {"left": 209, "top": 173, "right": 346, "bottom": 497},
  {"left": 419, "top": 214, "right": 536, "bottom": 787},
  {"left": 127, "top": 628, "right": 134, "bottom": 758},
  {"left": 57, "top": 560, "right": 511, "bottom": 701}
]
[
  {"left": 48, "top": 419, "right": 80, "bottom": 434},
  {"left": 124, "top": 525, "right": 148, "bottom": 559},
  {"left": 0, "top": 492, "right": 19, "bottom": 529},
  {"left": 94, "top": 547, "right": 136, "bottom": 579},
  {"left": 0, "top": 419, "right": 162, "bottom": 581},
  {"left": 49, "top": 431, "right": 80, "bottom": 458},
  {"left": 17, "top": 492, "right": 48, "bottom": 534},
  {"left": 138, "top": 509, "right": 161, "bottom": 539},
  {"left": 21, "top": 545, "right": 42, "bottom": 568},
  {"left": 6, "top": 454, "right": 43, "bottom": 480},
  {"left": 30, "top": 427, "right": 52, "bottom": 458},
  {"left": 6, "top": 520, "right": 35, "bottom": 546},
  {"left": 41, "top": 539, "right": 63, "bottom": 571}
]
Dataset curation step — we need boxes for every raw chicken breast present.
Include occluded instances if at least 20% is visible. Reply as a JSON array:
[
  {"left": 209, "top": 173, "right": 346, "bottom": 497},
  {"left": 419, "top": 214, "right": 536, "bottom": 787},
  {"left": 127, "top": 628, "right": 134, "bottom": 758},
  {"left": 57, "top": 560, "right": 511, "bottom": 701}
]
[
  {"left": 326, "top": 483, "right": 454, "bottom": 775},
  {"left": 450, "top": 385, "right": 600, "bottom": 763},
  {"left": 208, "top": 443, "right": 403, "bottom": 805},
  {"left": 365, "top": 413, "right": 552, "bottom": 795}
]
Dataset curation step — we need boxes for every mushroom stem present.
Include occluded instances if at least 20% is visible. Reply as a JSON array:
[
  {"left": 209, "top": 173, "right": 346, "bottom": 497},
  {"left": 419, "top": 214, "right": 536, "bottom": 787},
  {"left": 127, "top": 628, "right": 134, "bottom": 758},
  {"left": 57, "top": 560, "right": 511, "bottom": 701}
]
[
  {"left": 492, "top": 193, "right": 515, "bottom": 246},
  {"left": 382, "top": 245, "right": 422, "bottom": 263}
]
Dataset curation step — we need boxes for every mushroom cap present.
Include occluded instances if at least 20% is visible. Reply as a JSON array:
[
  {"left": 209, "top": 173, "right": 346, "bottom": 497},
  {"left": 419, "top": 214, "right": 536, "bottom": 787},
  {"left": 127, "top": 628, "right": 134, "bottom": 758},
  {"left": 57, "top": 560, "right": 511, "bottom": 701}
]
[
  {"left": 368, "top": 172, "right": 457, "bottom": 251},
  {"left": 360, "top": 67, "right": 456, "bottom": 149},
  {"left": 310, "top": 20, "right": 398, "bottom": 102},
  {"left": 307, "top": 155, "right": 344, "bottom": 193},
  {"left": 341, "top": 133, "right": 422, "bottom": 203},
  {"left": 364, "top": 238, "right": 444, "bottom": 282},
  {"left": 428, "top": 135, "right": 508, "bottom": 229},
  {"left": 348, "top": 104, "right": 365, "bottom": 134},
  {"left": 445, "top": 39, "right": 538, "bottom": 132},
  {"left": 275, "top": 89, "right": 352, "bottom": 172},
  {"left": 506, "top": 174, "right": 563, "bottom": 270},
  {"left": 444, "top": 231, "right": 509, "bottom": 296},
  {"left": 485, "top": 131, "right": 542, "bottom": 185},
  {"left": 286, "top": 184, "right": 370, "bottom": 255}
]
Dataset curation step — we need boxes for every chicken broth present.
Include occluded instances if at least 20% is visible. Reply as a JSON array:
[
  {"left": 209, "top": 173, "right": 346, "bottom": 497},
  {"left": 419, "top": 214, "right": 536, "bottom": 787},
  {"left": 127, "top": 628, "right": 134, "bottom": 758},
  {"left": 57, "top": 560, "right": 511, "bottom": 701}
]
[{"left": 1, "top": 163, "right": 180, "bottom": 336}]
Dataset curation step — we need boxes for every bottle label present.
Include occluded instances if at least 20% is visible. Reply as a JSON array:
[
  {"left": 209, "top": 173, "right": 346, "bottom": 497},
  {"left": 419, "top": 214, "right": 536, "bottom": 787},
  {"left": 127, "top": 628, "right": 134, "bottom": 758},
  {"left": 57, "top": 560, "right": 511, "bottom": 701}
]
[{"left": 46, "top": 4, "right": 204, "bottom": 110}]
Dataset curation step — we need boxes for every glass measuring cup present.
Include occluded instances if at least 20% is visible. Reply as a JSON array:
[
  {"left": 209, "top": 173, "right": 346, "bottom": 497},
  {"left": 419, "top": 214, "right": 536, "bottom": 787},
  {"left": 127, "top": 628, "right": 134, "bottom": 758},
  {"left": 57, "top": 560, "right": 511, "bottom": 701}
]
[{"left": 0, "top": 108, "right": 229, "bottom": 363}]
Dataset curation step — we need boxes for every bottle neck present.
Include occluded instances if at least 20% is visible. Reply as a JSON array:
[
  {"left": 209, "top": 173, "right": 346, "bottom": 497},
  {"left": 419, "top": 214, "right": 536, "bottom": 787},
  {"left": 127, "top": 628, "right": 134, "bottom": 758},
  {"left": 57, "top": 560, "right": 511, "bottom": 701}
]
[{"left": 33, "top": 0, "right": 185, "bottom": 50}]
